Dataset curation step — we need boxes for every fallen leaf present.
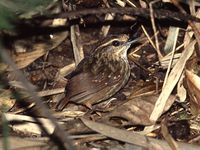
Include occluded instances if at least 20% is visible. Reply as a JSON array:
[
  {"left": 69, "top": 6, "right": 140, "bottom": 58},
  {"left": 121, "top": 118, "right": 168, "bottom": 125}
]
[
  {"left": 8, "top": 32, "right": 68, "bottom": 70},
  {"left": 150, "top": 40, "right": 196, "bottom": 122},
  {"left": 128, "top": 81, "right": 162, "bottom": 98},
  {"left": 81, "top": 118, "right": 200, "bottom": 150},
  {"left": 0, "top": 89, "right": 15, "bottom": 112},
  {"left": 0, "top": 136, "right": 47, "bottom": 149},
  {"left": 104, "top": 95, "right": 175, "bottom": 126},
  {"left": 4, "top": 113, "right": 63, "bottom": 135},
  {"left": 185, "top": 69, "right": 200, "bottom": 115}
]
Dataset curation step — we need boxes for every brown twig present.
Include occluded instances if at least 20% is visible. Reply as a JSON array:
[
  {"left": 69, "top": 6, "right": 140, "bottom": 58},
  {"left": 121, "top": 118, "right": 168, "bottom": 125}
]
[
  {"left": 149, "top": 0, "right": 163, "bottom": 60},
  {"left": 35, "top": 7, "right": 200, "bottom": 23}
]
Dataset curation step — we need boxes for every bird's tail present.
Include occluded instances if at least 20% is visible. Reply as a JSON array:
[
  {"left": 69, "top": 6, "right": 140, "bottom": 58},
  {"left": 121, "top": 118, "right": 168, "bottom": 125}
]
[{"left": 56, "top": 96, "right": 69, "bottom": 111}]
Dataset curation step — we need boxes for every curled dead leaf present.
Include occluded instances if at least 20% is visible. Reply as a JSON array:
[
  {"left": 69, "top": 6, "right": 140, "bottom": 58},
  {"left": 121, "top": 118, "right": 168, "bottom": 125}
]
[
  {"left": 185, "top": 69, "right": 200, "bottom": 115},
  {"left": 184, "top": 55, "right": 200, "bottom": 115},
  {"left": 104, "top": 95, "right": 175, "bottom": 126}
]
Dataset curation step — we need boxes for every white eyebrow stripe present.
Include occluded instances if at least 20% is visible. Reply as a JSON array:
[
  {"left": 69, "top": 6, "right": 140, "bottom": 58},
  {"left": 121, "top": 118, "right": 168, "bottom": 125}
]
[{"left": 97, "top": 38, "right": 119, "bottom": 49}]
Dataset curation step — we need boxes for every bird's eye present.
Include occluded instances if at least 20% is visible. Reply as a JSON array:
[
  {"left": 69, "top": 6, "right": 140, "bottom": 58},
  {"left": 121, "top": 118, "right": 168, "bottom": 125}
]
[{"left": 112, "top": 40, "right": 120, "bottom": 47}]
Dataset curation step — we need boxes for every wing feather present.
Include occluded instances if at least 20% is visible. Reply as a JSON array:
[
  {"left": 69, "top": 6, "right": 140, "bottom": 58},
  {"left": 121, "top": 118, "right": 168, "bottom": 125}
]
[{"left": 66, "top": 71, "right": 120, "bottom": 104}]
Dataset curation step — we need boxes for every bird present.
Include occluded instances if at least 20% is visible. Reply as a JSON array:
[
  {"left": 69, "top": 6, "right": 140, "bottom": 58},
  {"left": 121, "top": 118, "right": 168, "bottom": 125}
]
[{"left": 56, "top": 34, "right": 138, "bottom": 110}]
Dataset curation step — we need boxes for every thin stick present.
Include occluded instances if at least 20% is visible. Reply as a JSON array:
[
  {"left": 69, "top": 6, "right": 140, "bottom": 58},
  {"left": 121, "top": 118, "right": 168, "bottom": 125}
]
[{"left": 150, "top": 0, "right": 163, "bottom": 60}]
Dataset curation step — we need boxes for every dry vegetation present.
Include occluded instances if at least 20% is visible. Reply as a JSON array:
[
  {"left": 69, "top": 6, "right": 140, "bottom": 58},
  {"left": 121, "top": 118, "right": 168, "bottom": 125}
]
[{"left": 1, "top": 0, "right": 200, "bottom": 149}]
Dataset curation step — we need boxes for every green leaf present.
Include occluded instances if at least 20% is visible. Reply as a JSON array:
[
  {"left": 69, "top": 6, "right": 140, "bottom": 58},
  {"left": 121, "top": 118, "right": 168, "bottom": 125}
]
[
  {"left": 0, "top": 0, "right": 55, "bottom": 30},
  {"left": 0, "top": 5, "right": 15, "bottom": 30}
]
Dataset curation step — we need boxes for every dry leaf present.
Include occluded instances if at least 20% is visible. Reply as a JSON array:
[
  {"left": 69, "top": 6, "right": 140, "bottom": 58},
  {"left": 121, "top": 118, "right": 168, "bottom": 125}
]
[
  {"left": 104, "top": 95, "right": 175, "bottom": 126},
  {"left": 0, "top": 89, "right": 15, "bottom": 112},
  {"left": 9, "top": 32, "right": 68, "bottom": 70},
  {"left": 185, "top": 56, "right": 200, "bottom": 115},
  {"left": 185, "top": 69, "right": 200, "bottom": 115},
  {"left": 4, "top": 113, "right": 63, "bottom": 135},
  {"left": 0, "top": 136, "right": 47, "bottom": 149},
  {"left": 128, "top": 81, "right": 162, "bottom": 98},
  {"left": 150, "top": 40, "right": 196, "bottom": 122},
  {"left": 81, "top": 118, "right": 200, "bottom": 150},
  {"left": 177, "top": 73, "right": 187, "bottom": 102},
  {"left": 163, "top": 26, "right": 179, "bottom": 54}
]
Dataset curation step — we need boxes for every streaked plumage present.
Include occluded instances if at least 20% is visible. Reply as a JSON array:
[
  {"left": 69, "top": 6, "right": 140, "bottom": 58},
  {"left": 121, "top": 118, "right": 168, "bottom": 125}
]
[{"left": 56, "top": 35, "right": 135, "bottom": 110}]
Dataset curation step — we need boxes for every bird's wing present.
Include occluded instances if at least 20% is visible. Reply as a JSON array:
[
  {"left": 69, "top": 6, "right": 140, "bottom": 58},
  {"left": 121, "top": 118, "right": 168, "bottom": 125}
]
[
  {"left": 66, "top": 69, "right": 121, "bottom": 105},
  {"left": 57, "top": 56, "right": 124, "bottom": 109}
]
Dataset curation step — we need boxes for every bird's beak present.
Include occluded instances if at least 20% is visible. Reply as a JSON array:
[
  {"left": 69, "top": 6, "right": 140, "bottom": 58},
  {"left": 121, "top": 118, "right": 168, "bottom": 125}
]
[{"left": 127, "top": 37, "right": 142, "bottom": 46}]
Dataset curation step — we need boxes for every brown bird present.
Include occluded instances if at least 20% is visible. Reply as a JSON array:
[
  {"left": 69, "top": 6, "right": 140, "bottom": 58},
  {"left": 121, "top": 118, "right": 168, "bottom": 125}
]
[{"left": 56, "top": 34, "right": 138, "bottom": 110}]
